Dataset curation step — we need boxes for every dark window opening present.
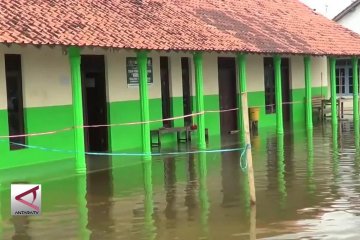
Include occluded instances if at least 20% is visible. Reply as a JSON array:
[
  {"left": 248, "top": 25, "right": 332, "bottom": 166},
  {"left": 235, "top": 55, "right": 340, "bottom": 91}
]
[
  {"left": 181, "top": 57, "right": 192, "bottom": 127},
  {"left": 5, "top": 54, "right": 26, "bottom": 150},
  {"left": 160, "top": 57, "right": 173, "bottom": 128},
  {"left": 264, "top": 58, "right": 276, "bottom": 114}
]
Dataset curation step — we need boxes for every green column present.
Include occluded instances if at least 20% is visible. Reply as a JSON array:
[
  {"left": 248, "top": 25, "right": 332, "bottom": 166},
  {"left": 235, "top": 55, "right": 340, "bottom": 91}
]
[
  {"left": 68, "top": 47, "right": 86, "bottom": 173},
  {"left": 304, "top": 56, "right": 313, "bottom": 130},
  {"left": 329, "top": 58, "right": 338, "bottom": 126},
  {"left": 353, "top": 57, "right": 359, "bottom": 122},
  {"left": 274, "top": 56, "right": 284, "bottom": 134},
  {"left": 137, "top": 51, "right": 151, "bottom": 157},
  {"left": 193, "top": 53, "right": 206, "bottom": 149},
  {"left": 143, "top": 160, "right": 156, "bottom": 239},
  {"left": 237, "top": 54, "right": 247, "bottom": 142}
]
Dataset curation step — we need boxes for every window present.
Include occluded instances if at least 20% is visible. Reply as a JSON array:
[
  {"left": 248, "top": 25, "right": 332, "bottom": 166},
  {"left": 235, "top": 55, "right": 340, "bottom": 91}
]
[
  {"left": 5, "top": 54, "right": 26, "bottom": 150},
  {"left": 335, "top": 60, "right": 360, "bottom": 96},
  {"left": 264, "top": 58, "right": 276, "bottom": 114}
]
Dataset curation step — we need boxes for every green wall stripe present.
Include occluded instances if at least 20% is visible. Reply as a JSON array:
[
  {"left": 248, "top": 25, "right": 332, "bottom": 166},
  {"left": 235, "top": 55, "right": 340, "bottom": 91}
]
[{"left": 0, "top": 87, "right": 328, "bottom": 169}]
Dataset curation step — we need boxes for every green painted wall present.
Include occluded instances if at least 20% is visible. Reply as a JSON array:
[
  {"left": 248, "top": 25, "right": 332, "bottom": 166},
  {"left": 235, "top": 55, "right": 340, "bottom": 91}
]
[
  {"left": 0, "top": 87, "right": 328, "bottom": 170},
  {"left": 0, "top": 105, "right": 75, "bottom": 170}
]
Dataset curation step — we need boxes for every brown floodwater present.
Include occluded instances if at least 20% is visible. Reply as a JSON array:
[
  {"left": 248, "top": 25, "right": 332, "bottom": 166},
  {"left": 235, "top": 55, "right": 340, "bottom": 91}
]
[{"left": 1, "top": 121, "right": 360, "bottom": 239}]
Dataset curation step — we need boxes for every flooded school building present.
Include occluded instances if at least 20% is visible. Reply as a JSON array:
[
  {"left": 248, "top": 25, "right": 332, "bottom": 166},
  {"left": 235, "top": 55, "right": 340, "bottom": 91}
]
[
  {"left": 2, "top": 0, "right": 360, "bottom": 239},
  {"left": 1, "top": 0, "right": 360, "bottom": 172}
]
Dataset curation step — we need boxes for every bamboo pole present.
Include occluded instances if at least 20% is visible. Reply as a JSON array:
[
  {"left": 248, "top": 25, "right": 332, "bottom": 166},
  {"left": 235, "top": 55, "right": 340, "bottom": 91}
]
[{"left": 241, "top": 92, "right": 256, "bottom": 204}]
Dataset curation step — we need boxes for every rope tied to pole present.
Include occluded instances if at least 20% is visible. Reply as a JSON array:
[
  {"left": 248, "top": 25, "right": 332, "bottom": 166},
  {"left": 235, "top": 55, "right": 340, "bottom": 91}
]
[{"left": 240, "top": 144, "right": 250, "bottom": 172}]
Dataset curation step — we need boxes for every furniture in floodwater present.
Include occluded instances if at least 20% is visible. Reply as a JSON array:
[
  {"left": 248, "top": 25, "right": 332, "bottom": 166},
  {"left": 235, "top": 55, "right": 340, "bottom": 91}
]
[
  {"left": 188, "top": 127, "right": 209, "bottom": 142},
  {"left": 321, "top": 98, "right": 344, "bottom": 119},
  {"left": 150, "top": 126, "right": 209, "bottom": 148},
  {"left": 150, "top": 126, "right": 190, "bottom": 148},
  {"left": 310, "top": 96, "right": 344, "bottom": 121},
  {"left": 311, "top": 96, "right": 325, "bottom": 120}
]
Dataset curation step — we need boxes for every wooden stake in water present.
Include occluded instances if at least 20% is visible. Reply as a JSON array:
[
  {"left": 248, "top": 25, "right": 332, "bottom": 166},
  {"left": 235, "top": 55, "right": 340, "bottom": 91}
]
[{"left": 241, "top": 92, "right": 256, "bottom": 204}]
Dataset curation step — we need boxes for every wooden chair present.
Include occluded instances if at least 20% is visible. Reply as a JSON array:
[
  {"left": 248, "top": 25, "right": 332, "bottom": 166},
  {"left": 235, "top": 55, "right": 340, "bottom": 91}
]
[{"left": 310, "top": 96, "right": 325, "bottom": 121}]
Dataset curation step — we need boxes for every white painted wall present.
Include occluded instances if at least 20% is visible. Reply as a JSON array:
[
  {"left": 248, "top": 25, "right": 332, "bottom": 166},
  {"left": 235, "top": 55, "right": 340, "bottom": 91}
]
[
  {"left": 0, "top": 45, "right": 72, "bottom": 109},
  {"left": 312, "top": 57, "right": 328, "bottom": 88},
  {"left": 337, "top": 4, "right": 360, "bottom": 34},
  {"left": 247, "top": 55, "right": 265, "bottom": 92},
  {"left": 0, "top": 44, "right": 329, "bottom": 111}
]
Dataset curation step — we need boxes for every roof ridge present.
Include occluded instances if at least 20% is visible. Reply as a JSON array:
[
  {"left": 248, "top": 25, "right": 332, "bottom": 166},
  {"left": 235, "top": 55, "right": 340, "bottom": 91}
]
[{"left": 333, "top": 0, "right": 360, "bottom": 21}]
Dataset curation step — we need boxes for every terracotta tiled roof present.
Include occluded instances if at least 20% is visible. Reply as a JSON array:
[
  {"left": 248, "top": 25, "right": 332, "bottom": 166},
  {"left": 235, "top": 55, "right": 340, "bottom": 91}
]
[{"left": 1, "top": 0, "right": 360, "bottom": 56}]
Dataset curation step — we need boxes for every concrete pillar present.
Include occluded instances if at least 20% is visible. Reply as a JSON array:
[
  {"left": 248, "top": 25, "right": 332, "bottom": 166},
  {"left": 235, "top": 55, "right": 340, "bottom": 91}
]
[
  {"left": 137, "top": 51, "right": 151, "bottom": 157},
  {"left": 236, "top": 53, "right": 247, "bottom": 142},
  {"left": 274, "top": 56, "right": 284, "bottom": 134},
  {"left": 329, "top": 58, "right": 338, "bottom": 126},
  {"left": 193, "top": 52, "right": 206, "bottom": 149},
  {"left": 304, "top": 56, "right": 313, "bottom": 130},
  {"left": 68, "top": 47, "right": 86, "bottom": 173}
]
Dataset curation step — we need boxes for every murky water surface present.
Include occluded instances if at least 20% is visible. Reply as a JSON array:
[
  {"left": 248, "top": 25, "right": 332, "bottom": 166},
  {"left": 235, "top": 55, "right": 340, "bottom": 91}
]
[{"left": 1, "top": 122, "right": 360, "bottom": 239}]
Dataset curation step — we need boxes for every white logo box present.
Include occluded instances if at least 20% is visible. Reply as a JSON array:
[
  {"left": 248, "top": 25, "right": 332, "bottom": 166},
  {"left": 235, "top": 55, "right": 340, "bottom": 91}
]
[{"left": 11, "top": 184, "right": 41, "bottom": 216}]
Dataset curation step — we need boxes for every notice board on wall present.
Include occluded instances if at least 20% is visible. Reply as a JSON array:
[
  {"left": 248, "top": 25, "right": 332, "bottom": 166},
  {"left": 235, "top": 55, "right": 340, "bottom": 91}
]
[{"left": 126, "top": 57, "right": 153, "bottom": 86}]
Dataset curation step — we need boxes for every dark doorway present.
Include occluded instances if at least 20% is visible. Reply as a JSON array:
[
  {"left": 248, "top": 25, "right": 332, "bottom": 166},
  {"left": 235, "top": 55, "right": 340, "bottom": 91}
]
[
  {"left": 218, "top": 58, "right": 238, "bottom": 135},
  {"left": 160, "top": 57, "right": 172, "bottom": 128},
  {"left": 281, "top": 58, "right": 291, "bottom": 123},
  {"left": 181, "top": 57, "right": 192, "bottom": 126},
  {"left": 81, "top": 55, "right": 109, "bottom": 152},
  {"left": 4, "top": 54, "right": 26, "bottom": 150}
]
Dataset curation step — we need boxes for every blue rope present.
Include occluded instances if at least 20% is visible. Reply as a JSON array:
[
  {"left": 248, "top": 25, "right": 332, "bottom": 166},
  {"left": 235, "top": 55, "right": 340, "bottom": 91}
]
[
  {"left": 240, "top": 144, "right": 250, "bottom": 171},
  {"left": 6, "top": 140, "right": 247, "bottom": 157}
]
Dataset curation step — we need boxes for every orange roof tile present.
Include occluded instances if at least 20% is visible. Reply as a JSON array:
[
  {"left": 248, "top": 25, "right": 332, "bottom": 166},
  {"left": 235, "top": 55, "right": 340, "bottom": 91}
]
[{"left": 1, "top": 0, "right": 360, "bottom": 56}]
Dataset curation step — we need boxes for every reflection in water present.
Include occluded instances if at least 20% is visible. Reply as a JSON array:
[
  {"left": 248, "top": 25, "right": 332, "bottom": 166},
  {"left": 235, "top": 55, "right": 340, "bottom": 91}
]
[
  {"left": 11, "top": 216, "right": 31, "bottom": 240},
  {"left": 332, "top": 126, "right": 340, "bottom": 186},
  {"left": 143, "top": 160, "right": 156, "bottom": 240},
  {"left": 86, "top": 157, "right": 113, "bottom": 240},
  {"left": 221, "top": 146, "right": 241, "bottom": 208},
  {"left": 164, "top": 157, "right": 177, "bottom": 224},
  {"left": 185, "top": 153, "right": 197, "bottom": 221},
  {"left": 307, "top": 130, "right": 315, "bottom": 195},
  {"left": 0, "top": 187, "right": 3, "bottom": 240},
  {"left": 198, "top": 152, "right": 209, "bottom": 236},
  {"left": 354, "top": 121, "right": 360, "bottom": 176},
  {"left": 277, "top": 134, "right": 287, "bottom": 207},
  {"left": 77, "top": 174, "right": 90, "bottom": 240},
  {"left": 249, "top": 205, "right": 256, "bottom": 240},
  {"left": 4, "top": 122, "right": 360, "bottom": 239}
]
